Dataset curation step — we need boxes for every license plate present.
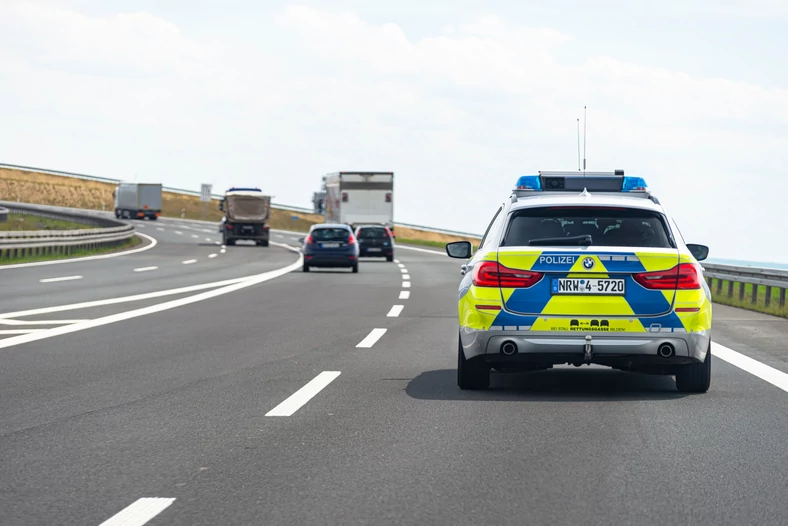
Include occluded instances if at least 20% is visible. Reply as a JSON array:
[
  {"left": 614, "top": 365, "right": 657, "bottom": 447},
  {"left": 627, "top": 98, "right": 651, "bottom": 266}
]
[
  {"left": 552, "top": 278, "right": 625, "bottom": 295},
  {"left": 321, "top": 243, "right": 340, "bottom": 248},
  {"left": 367, "top": 248, "right": 382, "bottom": 252}
]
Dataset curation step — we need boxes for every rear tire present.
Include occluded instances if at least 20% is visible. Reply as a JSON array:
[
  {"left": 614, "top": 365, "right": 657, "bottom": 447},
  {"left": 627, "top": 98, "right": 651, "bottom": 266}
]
[
  {"left": 302, "top": 264, "right": 310, "bottom": 273},
  {"left": 226, "top": 239, "right": 236, "bottom": 246},
  {"left": 261, "top": 240, "right": 269, "bottom": 247},
  {"left": 386, "top": 254, "right": 394, "bottom": 262},
  {"left": 675, "top": 342, "right": 711, "bottom": 393},
  {"left": 352, "top": 263, "right": 359, "bottom": 273},
  {"left": 458, "top": 334, "right": 490, "bottom": 389}
]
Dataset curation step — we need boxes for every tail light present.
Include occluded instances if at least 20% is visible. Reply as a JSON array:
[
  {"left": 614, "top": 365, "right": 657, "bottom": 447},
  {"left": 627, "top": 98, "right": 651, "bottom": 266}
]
[
  {"left": 348, "top": 234, "right": 356, "bottom": 245},
  {"left": 633, "top": 263, "right": 701, "bottom": 290},
  {"left": 385, "top": 192, "right": 392, "bottom": 203},
  {"left": 226, "top": 224, "right": 233, "bottom": 229},
  {"left": 342, "top": 192, "right": 348, "bottom": 202},
  {"left": 472, "top": 261, "right": 543, "bottom": 288},
  {"left": 305, "top": 235, "right": 313, "bottom": 244}
]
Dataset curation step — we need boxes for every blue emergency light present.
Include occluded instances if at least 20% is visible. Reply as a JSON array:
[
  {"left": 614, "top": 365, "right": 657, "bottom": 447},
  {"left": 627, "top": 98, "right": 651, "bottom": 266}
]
[{"left": 513, "top": 171, "right": 649, "bottom": 194}]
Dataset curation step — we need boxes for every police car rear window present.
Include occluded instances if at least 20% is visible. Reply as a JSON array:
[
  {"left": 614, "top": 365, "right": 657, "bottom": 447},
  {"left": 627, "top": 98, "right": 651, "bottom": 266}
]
[
  {"left": 501, "top": 207, "right": 674, "bottom": 248},
  {"left": 312, "top": 228, "right": 350, "bottom": 241}
]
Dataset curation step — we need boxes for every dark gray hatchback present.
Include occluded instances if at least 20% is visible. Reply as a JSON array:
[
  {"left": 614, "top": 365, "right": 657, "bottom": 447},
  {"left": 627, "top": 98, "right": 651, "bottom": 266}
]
[{"left": 300, "top": 224, "right": 360, "bottom": 273}]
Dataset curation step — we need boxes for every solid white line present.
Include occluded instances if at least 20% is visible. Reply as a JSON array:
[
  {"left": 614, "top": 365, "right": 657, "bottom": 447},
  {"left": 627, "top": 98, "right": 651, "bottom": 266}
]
[
  {"left": 40, "top": 275, "right": 82, "bottom": 283},
  {"left": 713, "top": 342, "right": 788, "bottom": 393},
  {"left": 0, "top": 329, "right": 44, "bottom": 335},
  {"left": 99, "top": 498, "right": 176, "bottom": 526},
  {"left": 156, "top": 227, "right": 164, "bottom": 232},
  {"left": 397, "top": 245, "right": 445, "bottom": 256},
  {"left": 402, "top": 274, "right": 411, "bottom": 280},
  {"left": 0, "top": 232, "right": 158, "bottom": 271},
  {"left": 402, "top": 281, "right": 411, "bottom": 288},
  {"left": 208, "top": 254, "right": 218, "bottom": 259},
  {"left": 0, "top": 319, "right": 88, "bottom": 325},
  {"left": 399, "top": 291, "right": 410, "bottom": 299},
  {"left": 265, "top": 371, "right": 341, "bottom": 417},
  {"left": 175, "top": 231, "right": 183, "bottom": 235},
  {"left": 133, "top": 266, "right": 158, "bottom": 273},
  {"left": 182, "top": 259, "right": 197, "bottom": 265},
  {"left": 276, "top": 235, "right": 284, "bottom": 238},
  {"left": 356, "top": 328, "right": 387, "bottom": 348},
  {"left": 0, "top": 245, "right": 302, "bottom": 350},
  {"left": 387, "top": 305, "right": 404, "bottom": 317}
]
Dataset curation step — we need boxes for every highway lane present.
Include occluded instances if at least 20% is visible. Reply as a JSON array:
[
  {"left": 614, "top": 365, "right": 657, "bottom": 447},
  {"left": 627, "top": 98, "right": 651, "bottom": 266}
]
[{"left": 1, "top": 244, "right": 787, "bottom": 524}]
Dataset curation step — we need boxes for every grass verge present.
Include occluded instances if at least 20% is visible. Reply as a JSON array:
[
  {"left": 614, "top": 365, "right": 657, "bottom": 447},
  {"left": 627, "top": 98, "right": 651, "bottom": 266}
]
[
  {"left": 0, "top": 236, "right": 142, "bottom": 266},
  {"left": 708, "top": 278, "right": 788, "bottom": 318},
  {"left": 0, "top": 213, "right": 92, "bottom": 232}
]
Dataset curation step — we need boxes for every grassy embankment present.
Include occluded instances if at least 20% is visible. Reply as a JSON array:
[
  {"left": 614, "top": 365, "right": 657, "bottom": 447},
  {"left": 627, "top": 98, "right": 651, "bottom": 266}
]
[
  {"left": 706, "top": 278, "right": 788, "bottom": 318},
  {"left": 0, "top": 213, "right": 92, "bottom": 232},
  {"left": 0, "top": 237, "right": 141, "bottom": 265}
]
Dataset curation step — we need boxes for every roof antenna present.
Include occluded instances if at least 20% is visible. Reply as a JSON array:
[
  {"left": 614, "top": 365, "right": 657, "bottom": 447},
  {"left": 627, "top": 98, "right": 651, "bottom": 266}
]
[
  {"left": 582, "top": 105, "right": 587, "bottom": 175},
  {"left": 576, "top": 118, "right": 581, "bottom": 171}
]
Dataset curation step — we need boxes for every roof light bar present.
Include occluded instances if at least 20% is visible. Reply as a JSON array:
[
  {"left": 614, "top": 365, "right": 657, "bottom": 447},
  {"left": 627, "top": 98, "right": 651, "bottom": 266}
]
[{"left": 511, "top": 170, "right": 651, "bottom": 197}]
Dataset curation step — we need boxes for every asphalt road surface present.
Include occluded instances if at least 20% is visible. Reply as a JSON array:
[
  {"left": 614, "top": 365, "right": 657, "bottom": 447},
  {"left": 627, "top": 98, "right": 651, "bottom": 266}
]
[{"left": 1, "top": 218, "right": 787, "bottom": 525}]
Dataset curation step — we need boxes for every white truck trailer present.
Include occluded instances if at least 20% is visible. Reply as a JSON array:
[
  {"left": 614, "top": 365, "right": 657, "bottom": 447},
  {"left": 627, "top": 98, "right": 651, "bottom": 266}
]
[
  {"left": 114, "top": 182, "right": 162, "bottom": 220},
  {"left": 322, "top": 172, "right": 394, "bottom": 230}
]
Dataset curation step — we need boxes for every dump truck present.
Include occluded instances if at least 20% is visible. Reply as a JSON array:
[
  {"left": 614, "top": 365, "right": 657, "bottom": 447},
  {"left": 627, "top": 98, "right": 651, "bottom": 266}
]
[
  {"left": 218, "top": 187, "right": 271, "bottom": 246},
  {"left": 114, "top": 182, "right": 162, "bottom": 220}
]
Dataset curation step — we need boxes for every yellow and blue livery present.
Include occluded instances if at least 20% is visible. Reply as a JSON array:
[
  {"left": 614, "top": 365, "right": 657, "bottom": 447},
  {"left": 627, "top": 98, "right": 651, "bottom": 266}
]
[{"left": 446, "top": 170, "right": 712, "bottom": 393}]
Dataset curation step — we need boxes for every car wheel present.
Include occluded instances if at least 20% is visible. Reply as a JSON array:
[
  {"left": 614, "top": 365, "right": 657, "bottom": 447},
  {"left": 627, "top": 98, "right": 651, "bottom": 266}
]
[
  {"left": 457, "top": 333, "right": 490, "bottom": 389},
  {"left": 303, "top": 264, "right": 310, "bottom": 273},
  {"left": 226, "top": 239, "right": 235, "bottom": 246},
  {"left": 675, "top": 341, "right": 711, "bottom": 393},
  {"left": 352, "top": 263, "right": 359, "bottom": 273},
  {"left": 261, "top": 240, "right": 269, "bottom": 247},
  {"left": 386, "top": 255, "right": 394, "bottom": 262}
]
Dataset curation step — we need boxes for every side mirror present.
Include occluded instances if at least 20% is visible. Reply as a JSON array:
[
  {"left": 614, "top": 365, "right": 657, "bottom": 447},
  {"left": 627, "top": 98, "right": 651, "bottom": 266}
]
[
  {"left": 687, "top": 243, "right": 709, "bottom": 261},
  {"left": 446, "top": 241, "right": 472, "bottom": 259}
]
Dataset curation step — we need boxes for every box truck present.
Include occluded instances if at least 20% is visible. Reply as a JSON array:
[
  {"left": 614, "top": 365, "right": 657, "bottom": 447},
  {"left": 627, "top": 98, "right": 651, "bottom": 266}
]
[{"left": 114, "top": 182, "right": 162, "bottom": 220}]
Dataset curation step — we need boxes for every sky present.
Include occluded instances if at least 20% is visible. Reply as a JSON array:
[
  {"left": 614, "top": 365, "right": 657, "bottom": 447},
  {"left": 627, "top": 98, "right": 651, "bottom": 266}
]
[{"left": 0, "top": 0, "right": 787, "bottom": 262}]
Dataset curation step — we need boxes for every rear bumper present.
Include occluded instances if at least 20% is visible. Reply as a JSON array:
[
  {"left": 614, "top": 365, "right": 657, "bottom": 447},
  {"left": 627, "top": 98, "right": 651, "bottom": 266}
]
[
  {"left": 460, "top": 326, "right": 711, "bottom": 366},
  {"left": 223, "top": 224, "right": 269, "bottom": 240},
  {"left": 359, "top": 247, "right": 393, "bottom": 257},
  {"left": 305, "top": 254, "right": 356, "bottom": 267}
]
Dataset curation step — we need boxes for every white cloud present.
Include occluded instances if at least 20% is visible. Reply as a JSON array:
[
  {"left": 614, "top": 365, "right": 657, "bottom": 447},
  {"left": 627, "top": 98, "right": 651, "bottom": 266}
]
[{"left": 0, "top": 3, "right": 786, "bottom": 262}]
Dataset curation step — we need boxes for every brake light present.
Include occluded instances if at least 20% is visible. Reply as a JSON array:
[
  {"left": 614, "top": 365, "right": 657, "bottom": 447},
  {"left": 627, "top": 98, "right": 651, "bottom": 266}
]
[
  {"left": 633, "top": 263, "right": 701, "bottom": 290},
  {"left": 472, "top": 261, "right": 543, "bottom": 288},
  {"left": 226, "top": 224, "right": 233, "bottom": 229},
  {"left": 305, "top": 235, "right": 313, "bottom": 244},
  {"left": 348, "top": 234, "right": 356, "bottom": 245}
]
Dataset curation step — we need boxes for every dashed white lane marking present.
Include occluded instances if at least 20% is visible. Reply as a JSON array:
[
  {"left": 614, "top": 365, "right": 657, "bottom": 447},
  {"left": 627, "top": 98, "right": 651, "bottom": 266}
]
[
  {"left": 714, "top": 342, "right": 788, "bottom": 393},
  {"left": 40, "top": 275, "right": 83, "bottom": 283},
  {"left": 156, "top": 227, "right": 165, "bottom": 232},
  {"left": 133, "top": 266, "right": 158, "bottom": 273},
  {"left": 400, "top": 268, "right": 407, "bottom": 273},
  {"left": 201, "top": 229, "right": 212, "bottom": 233},
  {"left": 402, "top": 281, "right": 411, "bottom": 288},
  {"left": 399, "top": 291, "right": 410, "bottom": 300},
  {"left": 205, "top": 237, "right": 212, "bottom": 242},
  {"left": 0, "top": 245, "right": 302, "bottom": 350},
  {"left": 221, "top": 245, "right": 226, "bottom": 249},
  {"left": 215, "top": 241, "right": 221, "bottom": 245},
  {"left": 394, "top": 259, "right": 400, "bottom": 263},
  {"left": 220, "top": 249, "right": 226, "bottom": 254},
  {"left": 0, "top": 329, "right": 44, "bottom": 335},
  {"left": 356, "top": 328, "right": 387, "bottom": 348},
  {"left": 175, "top": 231, "right": 183, "bottom": 235},
  {"left": 208, "top": 254, "right": 218, "bottom": 259},
  {"left": 265, "top": 371, "right": 341, "bottom": 417},
  {"left": 402, "top": 274, "right": 411, "bottom": 280},
  {"left": 387, "top": 305, "right": 404, "bottom": 317},
  {"left": 182, "top": 259, "right": 197, "bottom": 265},
  {"left": 191, "top": 234, "right": 199, "bottom": 239},
  {"left": 99, "top": 497, "right": 176, "bottom": 526}
]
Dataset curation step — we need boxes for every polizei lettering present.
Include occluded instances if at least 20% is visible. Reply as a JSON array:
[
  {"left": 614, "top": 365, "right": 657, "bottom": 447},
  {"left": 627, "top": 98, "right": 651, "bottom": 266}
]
[{"left": 538, "top": 255, "right": 577, "bottom": 265}]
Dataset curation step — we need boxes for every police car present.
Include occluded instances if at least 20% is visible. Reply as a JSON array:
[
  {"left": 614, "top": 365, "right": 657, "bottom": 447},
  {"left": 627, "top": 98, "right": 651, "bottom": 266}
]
[{"left": 445, "top": 171, "right": 712, "bottom": 393}]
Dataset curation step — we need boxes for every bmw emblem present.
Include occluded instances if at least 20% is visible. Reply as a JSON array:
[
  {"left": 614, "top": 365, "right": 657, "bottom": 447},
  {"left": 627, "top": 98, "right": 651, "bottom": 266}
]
[{"left": 582, "top": 257, "right": 595, "bottom": 270}]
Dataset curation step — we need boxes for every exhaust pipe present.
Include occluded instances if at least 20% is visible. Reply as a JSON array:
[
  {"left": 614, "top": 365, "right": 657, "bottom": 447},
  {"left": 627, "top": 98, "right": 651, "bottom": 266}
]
[
  {"left": 657, "top": 343, "right": 675, "bottom": 358},
  {"left": 501, "top": 340, "right": 518, "bottom": 356}
]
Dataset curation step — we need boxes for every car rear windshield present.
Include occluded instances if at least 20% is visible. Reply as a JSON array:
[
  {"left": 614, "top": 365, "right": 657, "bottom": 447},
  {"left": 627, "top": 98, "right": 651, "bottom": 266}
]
[
  {"left": 358, "top": 227, "right": 389, "bottom": 239},
  {"left": 312, "top": 228, "right": 350, "bottom": 241},
  {"left": 501, "top": 207, "right": 674, "bottom": 248}
]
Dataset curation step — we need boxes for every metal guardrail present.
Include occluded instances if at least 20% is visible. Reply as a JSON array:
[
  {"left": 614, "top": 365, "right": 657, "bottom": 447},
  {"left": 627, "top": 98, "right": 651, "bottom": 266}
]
[
  {"left": 703, "top": 262, "right": 788, "bottom": 308},
  {"left": 0, "top": 206, "right": 7, "bottom": 223},
  {"left": 0, "top": 201, "right": 136, "bottom": 259}
]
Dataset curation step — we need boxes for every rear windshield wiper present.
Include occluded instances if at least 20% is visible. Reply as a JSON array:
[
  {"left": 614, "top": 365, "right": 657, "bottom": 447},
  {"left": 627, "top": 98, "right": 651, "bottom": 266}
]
[{"left": 528, "top": 235, "right": 592, "bottom": 246}]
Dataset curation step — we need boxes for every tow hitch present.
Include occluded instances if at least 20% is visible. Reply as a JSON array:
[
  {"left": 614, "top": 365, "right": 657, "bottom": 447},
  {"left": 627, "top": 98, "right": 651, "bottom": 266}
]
[{"left": 584, "top": 335, "right": 593, "bottom": 364}]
